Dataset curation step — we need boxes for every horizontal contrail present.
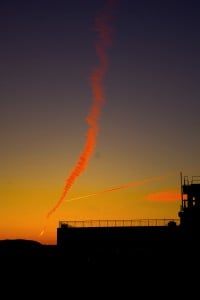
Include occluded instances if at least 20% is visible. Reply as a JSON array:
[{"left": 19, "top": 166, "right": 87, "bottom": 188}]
[{"left": 65, "top": 172, "right": 177, "bottom": 203}]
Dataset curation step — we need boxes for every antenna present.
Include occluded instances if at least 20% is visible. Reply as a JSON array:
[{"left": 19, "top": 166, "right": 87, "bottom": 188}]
[{"left": 180, "top": 171, "right": 183, "bottom": 207}]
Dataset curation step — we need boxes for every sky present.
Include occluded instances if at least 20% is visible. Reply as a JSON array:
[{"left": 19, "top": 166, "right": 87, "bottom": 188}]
[{"left": 1, "top": 0, "right": 200, "bottom": 245}]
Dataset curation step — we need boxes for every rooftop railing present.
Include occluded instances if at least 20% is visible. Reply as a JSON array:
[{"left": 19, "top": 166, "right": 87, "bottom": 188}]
[{"left": 59, "top": 218, "right": 180, "bottom": 228}]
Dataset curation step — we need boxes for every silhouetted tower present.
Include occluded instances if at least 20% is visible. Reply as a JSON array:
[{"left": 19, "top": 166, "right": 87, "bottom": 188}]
[{"left": 179, "top": 173, "right": 200, "bottom": 232}]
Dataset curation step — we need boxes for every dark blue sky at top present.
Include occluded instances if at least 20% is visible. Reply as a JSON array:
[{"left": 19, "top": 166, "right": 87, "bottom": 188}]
[
  {"left": 1, "top": 0, "right": 200, "bottom": 109},
  {"left": 1, "top": 0, "right": 200, "bottom": 178}
]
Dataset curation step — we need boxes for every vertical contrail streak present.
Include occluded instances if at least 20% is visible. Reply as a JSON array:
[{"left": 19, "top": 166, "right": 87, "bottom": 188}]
[{"left": 47, "top": 1, "right": 117, "bottom": 219}]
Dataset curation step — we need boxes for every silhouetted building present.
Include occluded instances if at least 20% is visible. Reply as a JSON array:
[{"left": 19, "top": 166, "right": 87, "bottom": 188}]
[
  {"left": 179, "top": 173, "right": 200, "bottom": 233},
  {"left": 57, "top": 173, "right": 200, "bottom": 250}
]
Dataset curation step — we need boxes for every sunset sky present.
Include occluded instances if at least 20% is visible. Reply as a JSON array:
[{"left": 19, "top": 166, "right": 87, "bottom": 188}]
[{"left": 1, "top": 0, "right": 200, "bottom": 245}]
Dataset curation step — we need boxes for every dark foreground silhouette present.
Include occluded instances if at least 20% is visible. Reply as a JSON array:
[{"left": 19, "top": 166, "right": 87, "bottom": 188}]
[
  {"left": 0, "top": 234, "right": 199, "bottom": 298},
  {"left": 0, "top": 232, "right": 199, "bottom": 266}
]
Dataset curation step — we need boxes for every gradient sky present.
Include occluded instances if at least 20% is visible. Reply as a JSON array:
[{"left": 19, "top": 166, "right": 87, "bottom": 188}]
[{"left": 1, "top": 0, "right": 200, "bottom": 245}]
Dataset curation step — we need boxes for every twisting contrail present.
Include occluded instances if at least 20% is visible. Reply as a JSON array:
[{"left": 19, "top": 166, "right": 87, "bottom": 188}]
[
  {"left": 47, "top": 1, "right": 117, "bottom": 219},
  {"left": 64, "top": 172, "right": 177, "bottom": 203}
]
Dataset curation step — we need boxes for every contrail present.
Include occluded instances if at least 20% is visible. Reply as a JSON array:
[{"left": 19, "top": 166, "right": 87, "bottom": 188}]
[
  {"left": 40, "top": 172, "right": 175, "bottom": 237},
  {"left": 47, "top": 1, "right": 117, "bottom": 219},
  {"left": 39, "top": 227, "right": 45, "bottom": 237},
  {"left": 65, "top": 172, "right": 177, "bottom": 203}
]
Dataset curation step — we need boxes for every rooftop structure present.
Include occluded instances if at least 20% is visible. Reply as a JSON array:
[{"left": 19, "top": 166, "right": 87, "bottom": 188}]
[
  {"left": 179, "top": 173, "right": 200, "bottom": 232},
  {"left": 57, "top": 173, "right": 200, "bottom": 248}
]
